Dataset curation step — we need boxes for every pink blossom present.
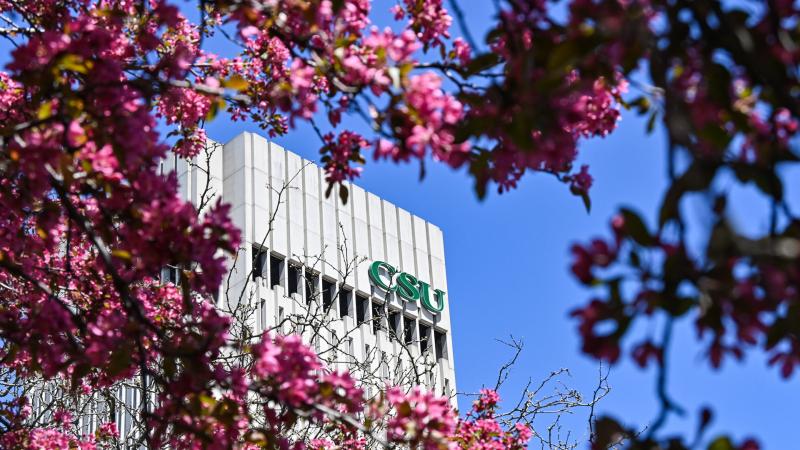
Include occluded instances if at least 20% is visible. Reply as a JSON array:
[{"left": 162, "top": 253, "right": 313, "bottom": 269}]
[{"left": 452, "top": 37, "right": 471, "bottom": 64}]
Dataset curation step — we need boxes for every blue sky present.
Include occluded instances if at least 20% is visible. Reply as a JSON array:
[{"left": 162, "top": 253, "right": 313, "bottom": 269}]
[{"left": 203, "top": 3, "right": 800, "bottom": 447}]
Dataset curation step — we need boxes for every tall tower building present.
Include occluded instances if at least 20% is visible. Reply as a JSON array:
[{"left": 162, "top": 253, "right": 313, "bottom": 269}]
[{"left": 167, "top": 132, "right": 457, "bottom": 400}]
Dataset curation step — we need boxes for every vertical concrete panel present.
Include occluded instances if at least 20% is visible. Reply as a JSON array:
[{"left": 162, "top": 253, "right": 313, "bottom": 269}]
[
  {"left": 222, "top": 133, "right": 252, "bottom": 305},
  {"left": 367, "top": 193, "right": 385, "bottom": 262},
  {"left": 382, "top": 201, "right": 401, "bottom": 268},
  {"left": 223, "top": 163, "right": 246, "bottom": 220},
  {"left": 186, "top": 139, "right": 224, "bottom": 211},
  {"left": 303, "top": 160, "right": 322, "bottom": 260},
  {"left": 426, "top": 221, "right": 456, "bottom": 400},
  {"left": 337, "top": 182, "right": 356, "bottom": 287},
  {"left": 268, "top": 142, "right": 288, "bottom": 256},
  {"left": 251, "top": 133, "right": 269, "bottom": 172},
  {"left": 397, "top": 208, "right": 415, "bottom": 275},
  {"left": 203, "top": 139, "right": 225, "bottom": 210},
  {"left": 412, "top": 216, "right": 431, "bottom": 284},
  {"left": 286, "top": 152, "right": 305, "bottom": 260},
  {"left": 381, "top": 201, "right": 402, "bottom": 309},
  {"left": 368, "top": 193, "right": 389, "bottom": 301},
  {"left": 320, "top": 166, "right": 339, "bottom": 277},
  {"left": 413, "top": 217, "right": 434, "bottom": 323},
  {"left": 223, "top": 132, "right": 247, "bottom": 180},
  {"left": 171, "top": 153, "right": 188, "bottom": 203},
  {"left": 397, "top": 209, "right": 417, "bottom": 314},
  {"left": 427, "top": 224, "right": 450, "bottom": 326},
  {"left": 251, "top": 158, "right": 270, "bottom": 246},
  {"left": 427, "top": 225, "right": 447, "bottom": 286},
  {"left": 351, "top": 185, "right": 370, "bottom": 293}
]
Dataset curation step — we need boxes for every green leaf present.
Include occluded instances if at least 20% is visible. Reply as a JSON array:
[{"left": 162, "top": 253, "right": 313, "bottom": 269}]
[
  {"left": 706, "top": 63, "right": 732, "bottom": 104},
  {"left": 453, "top": 115, "right": 490, "bottom": 143},
  {"left": 628, "top": 96, "right": 651, "bottom": 115},
  {"left": 331, "top": 0, "right": 345, "bottom": 12},
  {"left": 71, "top": 363, "right": 91, "bottom": 391},
  {"left": 338, "top": 183, "right": 349, "bottom": 205},
  {"left": 707, "top": 436, "right": 735, "bottom": 450},
  {"left": 474, "top": 179, "right": 487, "bottom": 201},
  {"left": 697, "top": 124, "right": 732, "bottom": 150},
  {"left": 111, "top": 249, "right": 132, "bottom": 260},
  {"left": 620, "top": 208, "right": 655, "bottom": 246},
  {"left": 37, "top": 102, "right": 53, "bottom": 120},
  {"left": 765, "top": 320, "right": 786, "bottom": 350},
  {"left": 646, "top": 111, "right": 658, "bottom": 134},
  {"left": 198, "top": 394, "right": 217, "bottom": 411},
  {"left": 547, "top": 40, "right": 581, "bottom": 71},
  {"left": 592, "top": 417, "right": 627, "bottom": 449},
  {"left": 163, "top": 357, "right": 177, "bottom": 378},
  {"left": 580, "top": 191, "right": 591, "bottom": 213},
  {"left": 462, "top": 52, "right": 501, "bottom": 76},
  {"left": 107, "top": 347, "right": 132, "bottom": 377},
  {"left": 222, "top": 74, "right": 249, "bottom": 91},
  {"left": 56, "top": 54, "right": 93, "bottom": 74},
  {"left": 212, "top": 98, "right": 226, "bottom": 121}
]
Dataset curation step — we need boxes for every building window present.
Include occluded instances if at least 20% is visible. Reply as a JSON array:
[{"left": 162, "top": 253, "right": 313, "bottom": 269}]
[
  {"left": 160, "top": 265, "right": 179, "bottom": 285},
  {"left": 388, "top": 309, "right": 401, "bottom": 339},
  {"left": 304, "top": 270, "right": 319, "bottom": 305},
  {"left": 444, "top": 379, "right": 450, "bottom": 396},
  {"left": 356, "top": 294, "right": 368, "bottom": 325},
  {"left": 252, "top": 246, "right": 267, "bottom": 280},
  {"left": 277, "top": 307, "right": 285, "bottom": 334},
  {"left": 260, "top": 300, "right": 266, "bottom": 331},
  {"left": 287, "top": 264, "right": 301, "bottom": 295},
  {"left": 322, "top": 278, "right": 335, "bottom": 313},
  {"left": 269, "top": 254, "right": 284, "bottom": 288},
  {"left": 381, "top": 351, "right": 389, "bottom": 379},
  {"left": 371, "top": 301, "right": 385, "bottom": 334},
  {"left": 403, "top": 315, "right": 415, "bottom": 346},
  {"left": 331, "top": 331, "right": 339, "bottom": 363},
  {"left": 339, "top": 288, "right": 352, "bottom": 318},
  {"left": 347, "top": 337, "right": 355, "bottom": 363},
  {"left": 434, "top": 330, "right": 448, "bottom": 360},
  {"left": 419, "top": 323, "right": 431, "bottom": 354}
]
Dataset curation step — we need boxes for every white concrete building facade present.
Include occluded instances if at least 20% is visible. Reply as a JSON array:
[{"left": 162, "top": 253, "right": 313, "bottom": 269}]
[{"left": 169, "top": 131, "right": 457, "bottom": 400}]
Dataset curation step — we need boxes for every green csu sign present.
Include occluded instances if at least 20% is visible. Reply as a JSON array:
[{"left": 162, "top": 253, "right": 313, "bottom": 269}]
[{"left": 368, "top": 261, "right": 446, "bottom": 314}]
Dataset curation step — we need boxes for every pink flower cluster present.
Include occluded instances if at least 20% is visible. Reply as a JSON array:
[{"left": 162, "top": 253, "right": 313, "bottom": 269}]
[
  {"left": 391, "top": 0, "right": 453, "bottom": 47},
  {"left": 571, "top": 206, "right": 800, "bottom": 380},
  {"left": 0, "top": 422, "right": 118, "bottom": 450},
  {"left": 321, "top": 131, "right": 368, "bottom": 183},
  {"left": 385, "top": 386, "right": 457, "bottom": 448},
  {"left": 452, "top": 390, "right": 532, "bottom": 450},
  {"left": 376, "top": 72, "right": 470, "bottom": 168}
]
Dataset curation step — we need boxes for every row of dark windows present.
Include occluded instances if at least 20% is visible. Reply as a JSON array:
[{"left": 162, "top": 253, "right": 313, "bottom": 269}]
[{"left": 253, "top": 246, "right": 449, "bottom": 360}]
